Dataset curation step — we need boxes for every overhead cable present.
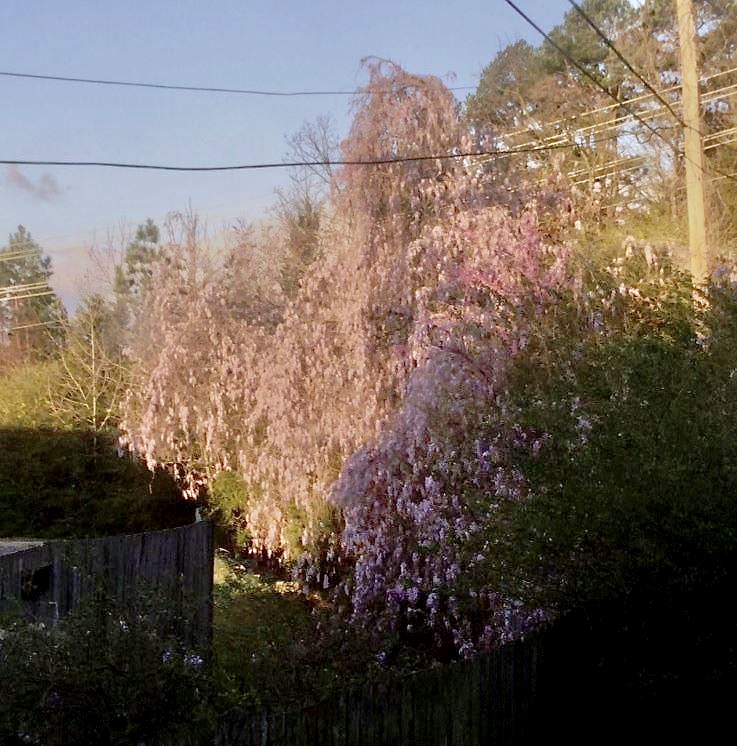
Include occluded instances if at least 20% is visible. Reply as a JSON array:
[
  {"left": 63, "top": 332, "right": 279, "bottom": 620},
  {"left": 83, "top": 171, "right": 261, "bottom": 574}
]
[
  {"left": 0, "top": 69, "right": 475, "bottom": 97},
  {"left": 0, "top": 142, "right": 585, "bottom": 173},
  {"left": 0, "top": 290, "right": 56, "bottom": 302},
  {"left": 0, "top": 282, "right": 52, "bottom": 294},
  {"left": 501, "top": 65, "right": 737, "bottom": 140},
  {"left": 566, "top": 0, "right": 687, "bottom": 130},
  {"left": 7, "top": 319, "right": 63, "bottom": 332},
  {"left": 501, "top": 0, "right": 737, "bottom": 184},
  {"left": 0, "top": 250, "right": 42, "bottom": 262}
]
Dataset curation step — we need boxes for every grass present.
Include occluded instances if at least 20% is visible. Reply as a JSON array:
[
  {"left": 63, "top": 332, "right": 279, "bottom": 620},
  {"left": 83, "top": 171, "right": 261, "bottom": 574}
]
[{"left": 210, "top": 553, "right": 429, "bottom": 713}]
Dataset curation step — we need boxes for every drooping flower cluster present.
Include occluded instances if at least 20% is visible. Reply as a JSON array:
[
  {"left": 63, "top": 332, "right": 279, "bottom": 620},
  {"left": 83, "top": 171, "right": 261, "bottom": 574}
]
[
  {"left": 121, "top": 62, "right": 578, "bottom": 656},
  {"left": 332, "top": 202, "right": 573, "bottom": 655},
  {"left": 120, "top": 216, "right": 265, "bottom": 497}
]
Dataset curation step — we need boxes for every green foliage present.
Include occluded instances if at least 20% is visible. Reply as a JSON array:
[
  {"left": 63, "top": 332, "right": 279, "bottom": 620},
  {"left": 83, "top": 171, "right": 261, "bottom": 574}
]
[
  {"left": 0, "top": 593, "right": 212, "bottom": 745},
  {"left": 0, "top": 558, "right": 427, "bottom": 742},
  {"left": 0, "top": 343, "right": 188, "bottom": 540},
  {"left": 208, "top": 470, "right": 251, "bottom": 550},
  {"left": 113, "top": 218, "right": 161, "bottom": 300},
  {"left": 0, "top": 428, "right": 193, "bottom": 539},
  {"left": 211, "top": 558, "right": 414, "bottom": 711},
  {"left": 496, "top": 246, "right": 737, "bottom": 611},
  {"left": 465, "top": 0, "right": 737, "bottom": 249},
  {"left": 542, "top": 0, "right": 634, "bottom": 81},
  {"left": 0, "top": 362, "right": 58, "bottom": 429},
  {"left": 1, "top": 226, "right": 66, "bottom": 365},
  {"left": 466, "top": 0, "right": 633, "bottom": 132},
  {"left": 113, "top": 218, "right": 162, "bottom": 333},
  {"left": 465, "top": 40, "right": 543, "bottom": 129},
  {"left": 283, "top": 496, "right": 344, "bottom": 586},
  {"left": 575, "top": 204, "right": 690, "bottom": 269},
  {"left": 48, "top": 295, "right": 130, "bottom": 436}
]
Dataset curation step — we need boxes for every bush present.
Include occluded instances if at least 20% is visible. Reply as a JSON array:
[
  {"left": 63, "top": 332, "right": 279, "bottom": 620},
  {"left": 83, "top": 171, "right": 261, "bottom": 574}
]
[
  {"left": 0, "top": 362, "right": 58, "bottom": 429},
  {"left": 0, "top": 428, "right": 193, "bottom": 538},
  {"left": 334, "top": 237, "right": 737, "bottom": 658},
  {"left": 0, "top": 593, "right": 213, "bottom": 745},
  {"left": 210, "top": 558, "right": 419, "bottom": 712},
  {"left": 500, "top": 244, "right": 737, "bottom": 611},
  {"left": 207, "top": 470, "right": 250, "bottom": 551}
]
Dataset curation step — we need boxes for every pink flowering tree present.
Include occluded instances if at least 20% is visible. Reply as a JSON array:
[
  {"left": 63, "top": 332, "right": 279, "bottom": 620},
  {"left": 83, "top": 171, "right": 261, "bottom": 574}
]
[
  {"left": 234, "top": 61, "right": 497, "bottom": 569},
  {"left": 121, "top": 62, "right": 582, "bottom": 656},
  {"left": 332, "top": 203, "right": 574, "bottom": 656},
  {"left": 120, "top": 214, "right": 267, "bottom": 498}
]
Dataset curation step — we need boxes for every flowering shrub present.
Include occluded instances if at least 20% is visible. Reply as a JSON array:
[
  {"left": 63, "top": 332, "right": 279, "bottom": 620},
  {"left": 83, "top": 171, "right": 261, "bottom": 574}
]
[
  {"left": 119, "top": 61, "right": 737, "bottom": 662},
  {"left": 0, "top": 594, "right": 212, "bottom": 745},
  {"left": 333, "top": 203, "right": 573, "bottom": 656},
  {"left": 120, "top": 62, "right": 576, "bottom": 656},
  {"left": 494, "top": 242, "right": 737, "bottom": 612}
]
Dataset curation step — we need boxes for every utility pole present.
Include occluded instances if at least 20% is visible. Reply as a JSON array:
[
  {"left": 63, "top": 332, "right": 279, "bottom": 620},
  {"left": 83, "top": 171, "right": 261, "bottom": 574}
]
[{"left": 676, "top": 0, "right": 709, "bottom": 281}]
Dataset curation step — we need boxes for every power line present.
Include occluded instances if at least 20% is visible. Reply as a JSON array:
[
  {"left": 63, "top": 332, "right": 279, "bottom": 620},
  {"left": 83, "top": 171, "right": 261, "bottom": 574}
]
[
  {"left": 1, "top": 120, "right": 732, "bottom": 187},
  {"left": 0, "top": 290, "right": 56, "bottom": 302},
  {"left": 712, "top": 170, "right": 737, "bottom": 183},
  {"left": 567, "top": 0, "right": 737, "bottom": 164},
  {"left": 7, "top": 319, "right": 62, "bottom": 332},
  {"left": 558, "top": 121, "right": 737, "bottom": 186},
  {"left": 567, "top": 153, "right": 649, "bottom": 181},
  {"left": 706, "top": 134, "right": 737, "bottom": 151},
  {"left": 0, "top": 250, "right": 42, "bottom": 262},
  {"left": 565, "top": 126, "right": 737, "bottom": 187},
  {"left": 566, "top": 0, "right": 687, "bottom": 131},
  {"left": 0, "top": 142, "right": 583, "bottom": 173},
  {"left": 0, "top": 69, "right": 476, "bottom": 97},
  {"left": 704, "top": 124, "right": 737, "bottom": 145},
  {"left": 502, "top": 0, "right": 680, "bottom": 148},
  {"left": 483, "top": 128, "right": 631, "bottom": 170},
  {"left": 571, "top": 162, "right": 648, "bottom": 187},
  {"left": 502, "top": 0, "right": 737, "bottom": 185},
  {"left": 499, "top": 84, "right": 737, "bottom": 158},
  {"left": 4, "top": 59, "right": 735, "bottom": 112},
  {"left": 501, "top": 65, "right": 737, "bottom": 140},
  {"left": 1, "top": 282, "right": 52, "bottom": 294}
]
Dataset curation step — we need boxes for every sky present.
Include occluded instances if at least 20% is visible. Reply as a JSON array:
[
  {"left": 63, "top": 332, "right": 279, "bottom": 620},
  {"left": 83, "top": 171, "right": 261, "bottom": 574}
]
[{"left": 0, "top": 0, "right": 571, "bottom": 311}]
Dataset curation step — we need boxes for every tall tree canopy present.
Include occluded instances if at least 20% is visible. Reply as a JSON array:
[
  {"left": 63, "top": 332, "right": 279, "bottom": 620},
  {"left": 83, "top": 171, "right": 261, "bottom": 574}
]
[
  {"left": 465, "top": 0, "right": 737, "bottom": 248},
  {"left": 0, "top": 226, "right": 65, "bottom": 366}
]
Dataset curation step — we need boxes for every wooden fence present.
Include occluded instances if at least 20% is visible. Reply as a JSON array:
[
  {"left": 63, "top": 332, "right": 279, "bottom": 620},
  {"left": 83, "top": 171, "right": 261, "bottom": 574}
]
[
  {"left": 214, "top": 585, "right": 737, "bottom": 746},
  {"left": 215, "top": 627, "right": 564, "bottom": 746},
  {"left": 0, "top": 521, "right": 214, "bottom": 648},
  {"left": 214, "top": 602, "right": 621, "bottom": 746}
]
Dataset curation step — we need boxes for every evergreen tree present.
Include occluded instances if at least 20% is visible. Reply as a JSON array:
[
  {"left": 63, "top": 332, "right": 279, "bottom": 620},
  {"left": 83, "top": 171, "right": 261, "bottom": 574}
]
[
  {"left": 0, "top": 226, "right": 65, "bottom": 366},
  {"left": 114, "top": 219, "right": 161, "bottom": 300},
  {"left": 112, "top": 218, "right": 162, "bottom": 334}
]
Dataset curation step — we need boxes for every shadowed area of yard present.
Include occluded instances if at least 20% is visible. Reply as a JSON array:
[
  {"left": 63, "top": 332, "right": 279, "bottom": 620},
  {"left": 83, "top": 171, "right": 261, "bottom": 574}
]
[
  {"left": 210, "top": 553, "right": 430, "bottom": 712},
  {"left": 0, "top": 428, "right": 194, "bottom": 539}
]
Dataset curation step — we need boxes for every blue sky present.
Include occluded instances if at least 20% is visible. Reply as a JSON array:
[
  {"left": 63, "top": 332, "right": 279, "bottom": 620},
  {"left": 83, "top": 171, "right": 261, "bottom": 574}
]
[{"left": 0, "top": 1, "right": 570, "bottom": 309}]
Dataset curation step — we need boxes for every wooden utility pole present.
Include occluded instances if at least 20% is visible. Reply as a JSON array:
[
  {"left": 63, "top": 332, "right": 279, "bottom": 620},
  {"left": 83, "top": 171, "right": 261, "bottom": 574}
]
[{"left": 676, "top": 0, "right": 709, "bottom": 280}]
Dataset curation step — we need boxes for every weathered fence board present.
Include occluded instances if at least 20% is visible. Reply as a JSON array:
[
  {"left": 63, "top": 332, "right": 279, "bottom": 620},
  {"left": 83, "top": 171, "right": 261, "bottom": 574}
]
[
  {"left": 215, "top": 626, "right": 552, "bottom": 746},
  {"left": 0, "top": 521, "right": 213, "bottom": 647}
]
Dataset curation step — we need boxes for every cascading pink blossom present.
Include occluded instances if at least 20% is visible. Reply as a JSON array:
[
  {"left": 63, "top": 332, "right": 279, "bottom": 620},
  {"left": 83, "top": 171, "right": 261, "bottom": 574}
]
[
  {"left": 121, "top": 62, "right": 578, "bottom": 656},
  {"left": 332, "top": 202, "right": 572, "bottom": 656}
]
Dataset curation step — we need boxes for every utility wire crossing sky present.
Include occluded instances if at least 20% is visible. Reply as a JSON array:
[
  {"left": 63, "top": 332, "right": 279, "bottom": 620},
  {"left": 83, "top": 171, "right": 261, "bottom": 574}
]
[
  {"left": 0, "top": 69, "right": 477, "bottom": 97},
  {"left": 5, "top": 0, "right": 727, "bottom": 310}
]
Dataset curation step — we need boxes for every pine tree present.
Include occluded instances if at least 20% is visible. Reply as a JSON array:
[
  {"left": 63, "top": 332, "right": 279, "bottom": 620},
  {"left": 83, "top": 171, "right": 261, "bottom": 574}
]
[{"left": 0, "top": 226, "right": 65, "bottom": 366}]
